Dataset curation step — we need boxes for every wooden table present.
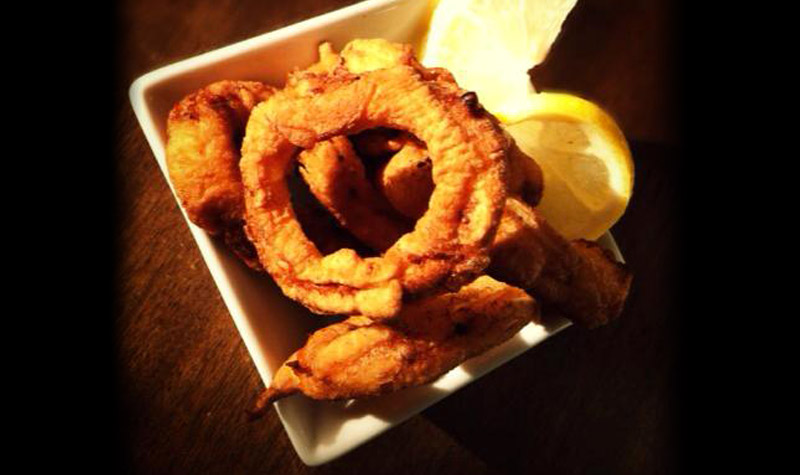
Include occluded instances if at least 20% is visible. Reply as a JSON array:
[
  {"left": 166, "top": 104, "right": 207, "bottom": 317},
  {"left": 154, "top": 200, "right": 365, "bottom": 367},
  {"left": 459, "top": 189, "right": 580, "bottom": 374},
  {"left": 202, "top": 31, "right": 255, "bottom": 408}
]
[{"left": 116, "top": 0, "right": 679, "bottom": 472}]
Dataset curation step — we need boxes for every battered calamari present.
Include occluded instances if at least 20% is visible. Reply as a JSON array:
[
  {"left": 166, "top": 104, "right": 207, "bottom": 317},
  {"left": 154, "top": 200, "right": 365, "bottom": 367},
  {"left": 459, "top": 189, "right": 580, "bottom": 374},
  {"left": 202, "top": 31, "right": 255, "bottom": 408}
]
[
  {"left": 240, "top": 60, "right": 508, "bottom": 318},
  {"left": 374, "top": 135, "right": 435, "bottom": 219},
  {"left": 293, "top": 40, "right": 543, "bottom": 246},
  {"left": 490, "top": 197, "right": 631, "bottom": 328},
  {"left": 249, "top": 276, "right": 539, "bottom": 413},
  {"left": 162, "top": 38, "right": 634, "bottom": 421},
  {"left": 165, "top": 80, "right": 274, "bottom": 270}
]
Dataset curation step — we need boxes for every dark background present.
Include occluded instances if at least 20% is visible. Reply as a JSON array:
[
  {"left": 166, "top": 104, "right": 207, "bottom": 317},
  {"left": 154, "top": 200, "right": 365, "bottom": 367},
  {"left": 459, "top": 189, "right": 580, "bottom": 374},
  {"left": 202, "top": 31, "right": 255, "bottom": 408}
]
[{"left": 101, "top": 0, "right": 687, "bottom": 473}]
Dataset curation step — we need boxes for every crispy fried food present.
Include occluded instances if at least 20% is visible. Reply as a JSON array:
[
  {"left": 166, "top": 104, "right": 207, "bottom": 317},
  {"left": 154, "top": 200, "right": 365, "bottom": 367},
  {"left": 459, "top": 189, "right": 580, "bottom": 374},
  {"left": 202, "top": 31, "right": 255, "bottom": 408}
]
[
  {"left": 248, "top": 276, "right": 538, "bottom": 412},
  {"left": 283, "top": 41, "right": 625, "bottom": 325},
  {"left": 300, "top": 40, "right": 499, "bottom": 231},
  {"left": 343, "top": 39, "right": 545, "bottom": 208},
  {"left": 162, "top": 38, "right": 633, "bottom": 420},
  {"left": 373, "top": 136, "right": 543, "bottom": 222},
  {"left": 296, "top": 38, "right": 541, "bottom": 227},
  {"left": 240, "top": 61, "right": 508, "bottom": 317},
  {"left": 374, "top": 136, "right": 434, "bottom": 219},
  {"left": 489, "top": 197, "right": 631, "bottom": 328},
  {"left": 297, "top": 136, "right": 412, "bottom": 251},
  {"left": 341, "top": 38, "right": 421, "bottom": 74},
  {"left": 300, "top": 42, "right": 341, "bottom": 75},
  {"left": 289, "top": 39, "right": 419, "bottom": 87},
  {"left": 166, "top": 80, "right": 274, "bottom": 270}
]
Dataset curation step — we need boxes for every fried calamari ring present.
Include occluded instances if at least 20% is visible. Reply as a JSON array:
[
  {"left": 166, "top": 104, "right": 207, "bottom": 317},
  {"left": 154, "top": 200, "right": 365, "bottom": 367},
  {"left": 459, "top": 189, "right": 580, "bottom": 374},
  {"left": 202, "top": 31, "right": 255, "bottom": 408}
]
[
  {"left": 292, "top": 41, "right": 542, "bottom": 227},
  {"left": 240, "top": 65, "right": 508, "bottom": 318},
  {"left": 248, "top": 275, "right": 538, "bottom": 412},
  {"left": 295, "top": 40, "right": 480, "bottom": 238},
  {"left": 166, "top": 80, "right": 274, "bottom": 270}
]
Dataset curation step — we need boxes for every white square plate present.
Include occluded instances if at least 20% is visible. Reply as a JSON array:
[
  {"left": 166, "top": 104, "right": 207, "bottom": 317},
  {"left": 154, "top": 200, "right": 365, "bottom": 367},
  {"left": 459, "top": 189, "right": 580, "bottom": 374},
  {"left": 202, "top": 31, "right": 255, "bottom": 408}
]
[{"left": 129, "top": 0, "right": 625, "bottom": 466}]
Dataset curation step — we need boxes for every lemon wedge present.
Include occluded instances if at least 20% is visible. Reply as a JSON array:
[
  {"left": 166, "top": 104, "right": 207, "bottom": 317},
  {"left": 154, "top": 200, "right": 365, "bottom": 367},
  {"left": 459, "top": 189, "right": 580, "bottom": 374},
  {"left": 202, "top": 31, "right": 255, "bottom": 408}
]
[
  {"left": 504, "top": 92, "right": 633, "bottom": 240},
  {"left": 422, "top": 0, "right": 577, "bottom": 123},
  {"left": 421, "top": 0, "right": 632, "bottom": 239}
]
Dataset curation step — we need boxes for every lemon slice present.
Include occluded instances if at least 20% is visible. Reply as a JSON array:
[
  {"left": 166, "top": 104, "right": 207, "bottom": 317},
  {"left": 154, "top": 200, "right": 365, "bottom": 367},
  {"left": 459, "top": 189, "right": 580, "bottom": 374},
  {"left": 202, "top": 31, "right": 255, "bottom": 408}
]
[
  {"left": 504, "top": 92, "right": 634, "bottom": 240},
  {"left": 421, "top": 0, "right": 632, "bottom": 239},
  {"left": 422, "top": 0, "right": 577, "bottom": 122}
]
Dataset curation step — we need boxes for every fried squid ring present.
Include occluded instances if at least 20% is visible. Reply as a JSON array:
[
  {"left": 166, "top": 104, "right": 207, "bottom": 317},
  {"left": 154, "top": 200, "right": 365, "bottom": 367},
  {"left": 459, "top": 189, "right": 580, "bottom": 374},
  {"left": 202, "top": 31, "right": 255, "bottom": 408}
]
[
  {"left": 248, "top": 275, "right": 539, "bottom": 412},
  {"left": 291, "top": 40, "right": 542, "bottom": 249},
  {"left": 296, "top": 39, "right": 495, "bottom": 236},
  {"left": 240, "top": 65, "right": 508, "bottom": 318},
  {"left": 166, "top": 80, "right": 274, "bottom": 270}
]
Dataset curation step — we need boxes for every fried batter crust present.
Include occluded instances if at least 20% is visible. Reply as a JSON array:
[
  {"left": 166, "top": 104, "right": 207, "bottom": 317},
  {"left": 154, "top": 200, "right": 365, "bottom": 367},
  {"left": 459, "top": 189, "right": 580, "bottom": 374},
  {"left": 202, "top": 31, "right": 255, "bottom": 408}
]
[
  {"left": 374, "top": 136, "right": 435, "bottom": 219},
  {"left": 249, "top": 276, "right": 539, "bottom": 412},
  {"left": 490, "top": 197, "right": 632, "bottom": 328},
  {"left": 166, "top": 80, "right": 274, "bottom": 270},
  {"left": 372, "top": 137, "right": 543, "bottom": 222}
]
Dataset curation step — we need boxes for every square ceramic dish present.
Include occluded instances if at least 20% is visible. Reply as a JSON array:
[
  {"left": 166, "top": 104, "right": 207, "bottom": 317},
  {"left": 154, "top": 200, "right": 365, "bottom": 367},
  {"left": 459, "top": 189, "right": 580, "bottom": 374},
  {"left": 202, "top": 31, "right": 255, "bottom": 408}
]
[{"left": 129, "top": 0, "right": 625, "bottom": 466}]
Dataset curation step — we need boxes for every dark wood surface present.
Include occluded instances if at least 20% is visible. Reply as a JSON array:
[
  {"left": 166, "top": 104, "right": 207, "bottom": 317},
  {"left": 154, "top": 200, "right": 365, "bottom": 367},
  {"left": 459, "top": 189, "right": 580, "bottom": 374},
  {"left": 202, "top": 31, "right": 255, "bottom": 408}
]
[{"left": 115, "top": 0, "right": 680, "bottom": 473}]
